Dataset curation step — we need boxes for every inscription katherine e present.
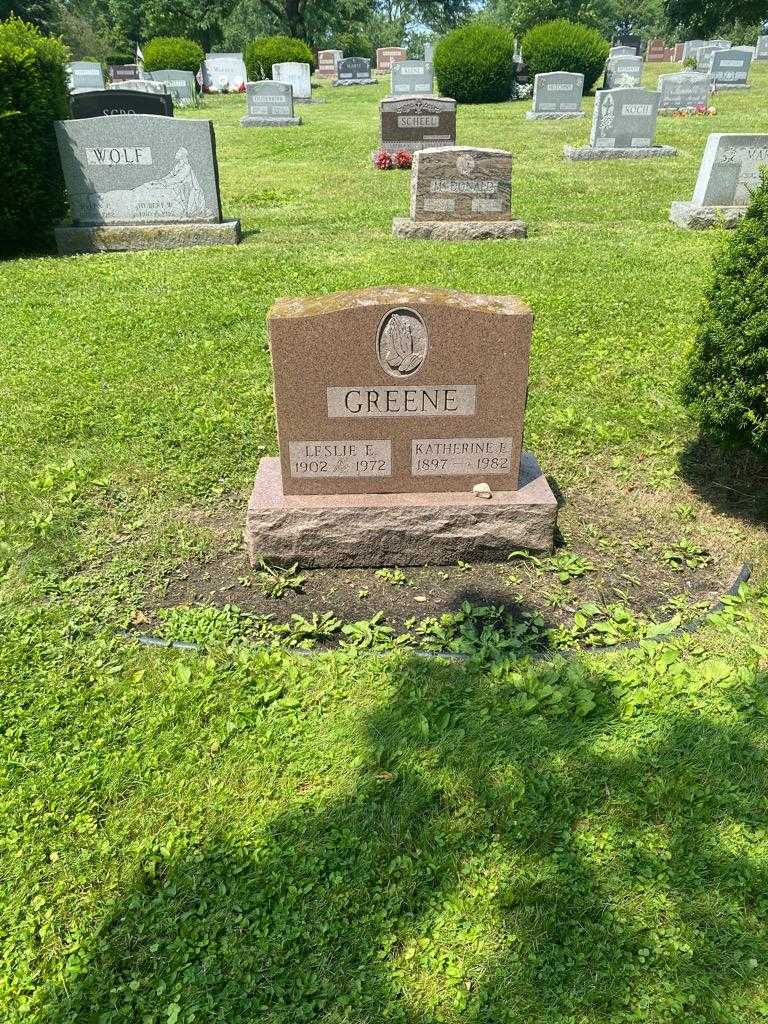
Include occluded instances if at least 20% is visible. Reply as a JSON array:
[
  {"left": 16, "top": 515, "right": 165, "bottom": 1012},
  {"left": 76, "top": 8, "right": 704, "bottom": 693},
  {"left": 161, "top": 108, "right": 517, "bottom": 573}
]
[
  {"left": 412, "top": 438, "right": 513, "bottom": 475},
  {"left": 327, "top": 385, "right": 476, "bottom": 417},
  {"left": 289, "top": 440, "right": 391, "bottom": 477}
]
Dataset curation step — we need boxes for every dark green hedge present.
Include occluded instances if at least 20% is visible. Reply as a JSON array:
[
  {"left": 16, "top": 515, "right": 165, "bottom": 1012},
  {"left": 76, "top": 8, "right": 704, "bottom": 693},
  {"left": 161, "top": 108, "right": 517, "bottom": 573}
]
[
  {"left": 521, "top": 19, "right": 609, "bottom": 93},
  {"left": 681, "top": 172, "right": 768, "bottom": 458},
  {"left": 434, "top": 23, "right": 515, "bottom": 104},
  {"left": 0, "top": 17, "right": 69, "bottom": 257},
  {"left": 143, "top": 37, "right": 204, "bottom": 75},
  {"left": 245, "top": 36, "right": 314, "bottom": 81}
]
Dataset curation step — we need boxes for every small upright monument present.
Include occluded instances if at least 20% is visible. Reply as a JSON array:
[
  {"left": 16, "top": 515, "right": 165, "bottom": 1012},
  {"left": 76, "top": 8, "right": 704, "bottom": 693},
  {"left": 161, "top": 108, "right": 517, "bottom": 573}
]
[
  {"left": 376, "top": 47, "right": 407, "bottom": 73},
  {"left": 564, "top": 87, "right": 677, "bottom": 160},
  {"left": 709, "top": 48, "right": 752, "bottom": 88},
  {"left": 241, "top": 81, "right": 301, "bottom": 126},
  {"left": 390, "top": 59, "right": 434, "bottom": 96},
  {"left": 526, "top": 72, "right": 584, "bottom": 119},
  {"left": 244, "top": 286, "right": 557, "bottom": 567},
  {"left": 392, "top": 146, "right": 527, "bottom": 241},
  {"left": 670, "top": 133, "right": 768, "bottom": 229},
  {"left": 201, "top": 53, "right": 246, "bottom": 92},
  {"left": 657, "top": 69, "right": 710, "bottom": 113},
  {"left": 333, "top": 56, "right": 375, "bottom": 86},
  {"left": 603, "top": 55, "right": 643, "bottom": 88},
  {"left": 272, "top": 62, "right": 313, "bottom": 101},
  {"left": 317, "top": 49, "right": 342, "bottom": 77},
  {"left": 67, "top": 61, "right": 105, "bottom": 92}
]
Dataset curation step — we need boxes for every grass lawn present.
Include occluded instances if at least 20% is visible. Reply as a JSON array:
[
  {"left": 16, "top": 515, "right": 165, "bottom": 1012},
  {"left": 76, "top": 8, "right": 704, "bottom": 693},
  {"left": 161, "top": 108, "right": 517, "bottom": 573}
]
[{"left": 2, "top": 64, "right": 768, "bottom": 1023}]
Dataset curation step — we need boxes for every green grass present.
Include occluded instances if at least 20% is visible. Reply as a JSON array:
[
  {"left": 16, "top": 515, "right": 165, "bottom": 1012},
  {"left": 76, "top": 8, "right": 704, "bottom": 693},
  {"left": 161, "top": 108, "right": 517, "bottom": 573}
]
[{"left": 1, "top": 66, "right": 768, "bottom": 1023}]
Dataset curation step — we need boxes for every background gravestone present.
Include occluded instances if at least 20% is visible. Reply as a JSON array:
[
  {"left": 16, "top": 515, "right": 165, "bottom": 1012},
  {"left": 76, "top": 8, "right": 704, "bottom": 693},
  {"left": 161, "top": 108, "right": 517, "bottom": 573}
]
[
  {"left": 657, "top": 70, "right": 710, "bottom": 112},
  {"left": 334, "top": 57, "right": 374, "bottom": 86},
  {"left": 565, "top": 87, "right": 677, "bottom": 160},
  {"left": 272, "top": 62, "right": 312, "bottom": 101},
  {"left": 201, "top": 53, "right": 246, "bottom": 92},
  {"left": 682, "top": 39, "right": 705, "bottom": 61},
  {"left": 674, "top": 43, "right": 685, "bottom": 61},
  {"left": 424, "top": 42, "right": 434, "bottom": 63},
  {"left": 148, "top": 70, "right": 197, "bottom": 105},
  {"left": 646, "top": 38, "right": 668, "bottom": 62},
  {"left": 696, "top": 42, "right": 730, "bottom": 73},
  {"left": 378, "top": 96, "right": 456, "bottom": 155},
  {"left": 670, "top": 133, "right": 768, "bottom": 228},
  {"left": 390, "top": 59, "right": 434, "bottom": 96},
  {"left": 108, "top": 64, "right": 139, "bottom": 82},
  {"left": 67, "top": 61, "right": 105, "bottom": 92},
  {"left": 317, "top": 49, "right": 342, "bottom": 77},
  {"left": 604, "top": 55, "right": 643, "bottom": 88},
  {"left": 244, "top": 286, "right": 557, "bottom": 566},
  {"left": 54, "top": 114, "right": 240, "bottom": 253},
  {"left": 71, "top": 88, "right": 173, "bottom": 118},
  {"left": 376, "top": 47, "right": 407, "bottom": 73},
  {"left": 709, "top": 48, "right": 752, "bottom": 87},
  {"left": 393, "top": 146, "right": 527, "bottom": 240},
  {"left": 241, "top": 81, "right": 300, "bottom": 126},
  {"left": 609, "top": 45, "right": 636, "bottom": 57},
  {"left": 526, "top": 72, "right": 584, "bottom": 119},
  {"left": 756, "top": 36, "right": 768, "bottom": 60},
  {"left": 109, "top": 79, "right": 168, "bottom": 95}
]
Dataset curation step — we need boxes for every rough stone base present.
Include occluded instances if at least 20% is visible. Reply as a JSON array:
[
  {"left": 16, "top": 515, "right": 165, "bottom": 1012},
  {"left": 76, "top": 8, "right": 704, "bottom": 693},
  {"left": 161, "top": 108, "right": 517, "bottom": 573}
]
[
  {"left": 525, "top": 110, "right": 584, "bottom": 120},
  {"left": 240, "top": 115, "right": 301, "bottom": 127},
  {"left": 669, "top": 201, "right": 746, "bottom": 230},
  {"left": 564, "top": 143, "right": 678, "bottom": 160},
  {"left": 392, "top": 218, "right": 528, "bottom": 241},
  {"left": 55, "top": 220, "right": 242, "bottom": 254},
  {"left": 245, "top": 454, "right": 558, "bottom": 568}
]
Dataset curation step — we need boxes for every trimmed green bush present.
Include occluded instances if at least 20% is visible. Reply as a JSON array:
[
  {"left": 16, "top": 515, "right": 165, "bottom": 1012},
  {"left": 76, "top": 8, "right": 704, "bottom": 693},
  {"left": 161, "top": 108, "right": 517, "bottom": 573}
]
[
  {"left": 329, "top": 29, "right": 374, "bottom": 64},
  {"left": 521, "top": 19, "right": 609, "bottom": 93},
  {"left": 681, "top": 173, "right": 768, "bottom": 458},
  {"left": 0, "top": 16, "right": 69, "bottom": 257},
  {"left": 434, "top": 23, "right": 515, "bottom": 104},
  {"left": 245, "top": 35, "right": 314, "bottom": 81},
  {"left": 143, "top": 36, "right": 204, "bottom": 75}
]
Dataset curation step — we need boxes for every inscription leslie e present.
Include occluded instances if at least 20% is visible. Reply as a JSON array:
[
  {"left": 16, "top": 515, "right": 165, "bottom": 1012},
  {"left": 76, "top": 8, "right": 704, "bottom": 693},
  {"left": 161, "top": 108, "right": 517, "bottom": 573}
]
[{"left": 289, "top": 440, "right": 392, "bottom": 478}]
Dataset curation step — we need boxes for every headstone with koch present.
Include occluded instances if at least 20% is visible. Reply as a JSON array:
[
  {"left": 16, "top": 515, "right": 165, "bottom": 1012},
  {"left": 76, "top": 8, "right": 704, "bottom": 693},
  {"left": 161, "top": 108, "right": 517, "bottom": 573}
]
[
  {"left": 71, "top": 88, "right": 173, "bottom": 118},
  {"left": 670, "top": 133, "right": 768, "bottom": 229},
  {"left": 67, "top": 61, "right": 105, "bottom": 92},
  {"left": 526, "top": 72, "right": 584, "bottom": 119},
  {"left": 709, "top": 48, "right": 752, "bottom": 87},
  {"left": 148, "top": 70, "right": 197, "bottom": 105},
  {"left": 333, "top": 56, "right": 375, "bottom": 86},
  {"left": 317, "top": 49, "right": 342, "bottom": 77},
  {"left": 241, "top": 80, "right": 301, "bottom": 126},
  {"left": 604, "top": 55, "right": 643, "bottom": 88},
  {"left": 565, "top": 87, "right": 677, "bottom": 160},
  {"left": 272, "top": 62, "right": 312, "bottom": 101},
  {"left": 201, "top": 53, "right": 246, "bottom": 92},
  {"left": 657, "top": 70, "right": 710, "bottom": 112},
  {"left": 53, "top": 114, "right": 240, "bottom": 253},
  {"left": 377, "top": 47, "right": 407, "bottom": 73},
  {"left": 108, "top": 64, "right": 140, "bottom": 82},
  {"left": 378, "top": 96, "right": 456, "bottom": 156},
  {"left": 391, "top": 59, "right": 434, "bottom": 95},
  {"left": 756, "top": 36, "right": 768, "bottom": 60},
  {"left": 244, "top": 286, "right": 557, "bottom": 567},
  {"left": 392, "top": 146, "right": 527, "bottom": 240}
]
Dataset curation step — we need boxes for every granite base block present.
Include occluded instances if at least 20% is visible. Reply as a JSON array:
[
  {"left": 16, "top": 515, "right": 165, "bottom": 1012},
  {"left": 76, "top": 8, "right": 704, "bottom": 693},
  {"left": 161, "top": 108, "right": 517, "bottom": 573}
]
[
  {"left": 333, "top": 79, "right": 376, "bottom": 86},
  {"left": 244, "top": 454, "right": 558, "bottom": 568},
  {"left": 525, "top": 110, "right": 584, "bottom": 120},
  {"left": 669, "top": 201, "right": 746, "bottom": 230},
  {"left": 55, "top": 220, "right": 242, "bottom": 254},
  {"left": 564, "top": 144, "right": 677, "bottom": 160},
  {"left": 392, "top": 218, "right": 528, "bottom": 241},
  {"left": 240, "top": 115, "right": 302, "bottom": 126},
  {"left": 712, "top": 83, "right": 751, "bottom": 90}
]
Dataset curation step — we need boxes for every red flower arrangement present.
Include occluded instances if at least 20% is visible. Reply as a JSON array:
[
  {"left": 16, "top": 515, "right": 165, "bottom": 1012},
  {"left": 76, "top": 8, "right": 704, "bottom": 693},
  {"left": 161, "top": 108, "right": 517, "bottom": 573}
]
[
  {"left": 373, "top": 148, "right": 413, "bottom": 170},
  {"left": 374, "top": 149, "right": 393, "bottom": 169},
  {"left": 394, "top": 149, "right": 412, "bottom": 169}
]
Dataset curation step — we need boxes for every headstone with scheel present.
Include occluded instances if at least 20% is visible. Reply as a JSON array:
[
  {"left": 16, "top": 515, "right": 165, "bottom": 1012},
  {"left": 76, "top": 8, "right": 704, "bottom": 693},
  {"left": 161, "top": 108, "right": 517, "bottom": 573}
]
[
  {"left": 333, "top": 56, "right": 375, "bottom": 86},
  {"left": 709, "top": 48, "right": 752, "bottom": 88},
  {"left": 201, "top": 53, "right": 246, "bottom": 92},
  {"left": 244, "top": 285, "right": 557, "bottom": 567},
  {"left": 67, "top": 61, "right": 105, "bottom": 92},
  {"left": 71, "top": 88, "right": 173, "bottom": 118},
  {"left": 565, "top": 87, "right": 677, "bottom": 160},
  {"left": 390, "top": 59, "right": 434, "bottom": 95},
  {"left": 317, "top": 49, "right": 342, "bottom": 77},
  {"left": 241, "top": 80, "right": 301, "bottom": 126},
  {"left": 670, "top": 133, "right": 768, "bottom": 229},
  {"left": 392, "top": 146, "right": 528, "bottom": 241},
  {"left": 378, "top": 96, "right": 456, "bottom": 156},
  {"left": 604, "top": 55, "right": 643, "bottom": 88},
  {"left": 147, "top": 70, "right": 197, "bottom": 106},
  {"left": 657, "top": 70, "right": 710, "bottom": 113},
  {"left": 376, "top": 47, "right": 407, "bottom": 73},
  {"left": 526, "top": 72, "right": 584, "bottom": 119},
  {"left": 272, "top": 62, "right": 313, "bottom": 101},
  {"left": 53, "top": 114, "right": 240, "bottom": 254}
]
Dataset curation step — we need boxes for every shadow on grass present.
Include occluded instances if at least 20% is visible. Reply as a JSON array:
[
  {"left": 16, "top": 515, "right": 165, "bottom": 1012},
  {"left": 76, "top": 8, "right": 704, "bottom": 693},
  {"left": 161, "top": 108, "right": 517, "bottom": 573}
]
[
  {"left": 679, "top": 436, "right": 768, "bottom": 527},
  {"left": 42, "top": 652, "right": 768, "bottom": 1023}
]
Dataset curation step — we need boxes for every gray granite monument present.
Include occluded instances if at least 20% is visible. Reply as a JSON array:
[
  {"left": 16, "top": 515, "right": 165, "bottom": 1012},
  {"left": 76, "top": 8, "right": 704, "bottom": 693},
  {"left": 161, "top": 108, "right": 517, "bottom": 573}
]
[
  {"left": 604, "top": 55, "right": 643, "bottom": 89},
  {"left": 201, "top": 53, "right": 246, "bottom": 92},
  {"left": 67, "top": 61, "right": 105, "bottom": 93},
  {"left": 709, "top": 48, "right": 752, "bottom": 88},
  {"left": 756, "top": 36, "right": 768, "bottom": 60},
  {"left": 424, "top": 42, "right": 434, "bottom": 63},
  {"left": 333, "top": 56, "right": 375, "bottom": 86},
  {"left": 147, "top": 70, "right": 197, "bottom": 106},
  {"left": 564, "top": 87, "right": 677, "bottom": 160},
  {"left": 392, "top": 146, "right": 527, "bottom": 240},
  {"left": 71, "top": 88, "right": 173, "bottom": 118},
  {"left": 657, "top": 69, "right": 710, "bottom": 112},
  {"left": 670, "top": 133, "right": 768, "bottom": 229},
  {"left": 526, "top": 72, "right": 584, "bottom": 119},
  {"left": 609, "top": 45, "right": 636, "bottom": 57},
  {"left": 391, "top": 59, "right": 434, "bottom": 96},
  {"left": 108, "top": 79, "right": 168, "bottom": 96},
  {"left": 53, "top": 115, "right": 240, "bottom": 253},
  {"left": 696, "top": 42, "right": 730, "bottom": 73},
  {"left": 272, "top": 62, "right": 312, "bottom": 101},
  {"left": 241, "top": 80, "right": 301, "bottom": 126}
]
